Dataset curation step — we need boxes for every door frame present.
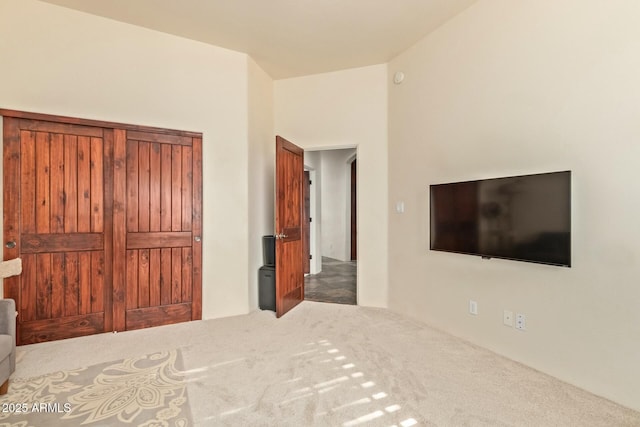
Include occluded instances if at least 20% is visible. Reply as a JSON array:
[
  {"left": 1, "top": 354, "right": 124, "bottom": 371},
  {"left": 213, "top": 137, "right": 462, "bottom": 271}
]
[
  {"left": 303, "top": 170, "right": 311, "bottom": 274},
  {"left": 350, "top": 157, "right": 357, "bottom": 261},
  {"left": 302, "top": 146, "right": 358, "bottom": 298},
  {"left": 303, "top": 167, "right": 320, "bottom": 275}
]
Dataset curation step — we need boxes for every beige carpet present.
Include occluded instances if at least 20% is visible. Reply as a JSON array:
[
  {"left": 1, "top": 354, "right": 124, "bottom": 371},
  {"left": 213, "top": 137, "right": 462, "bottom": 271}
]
[{"left": 13, "top": 301, "right": 640, "bottom": 426}]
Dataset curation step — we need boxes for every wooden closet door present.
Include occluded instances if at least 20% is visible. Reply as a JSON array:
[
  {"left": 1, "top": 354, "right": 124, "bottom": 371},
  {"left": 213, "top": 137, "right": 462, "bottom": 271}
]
[
  {"left": 4, "top": 110, "right": 202, "bottom": 343},
  {"left": 3, "top": 118, "right": 113, "bottom": 345},
  {"left": 112, "top": 129, "right": 202, "bottom": 332}
]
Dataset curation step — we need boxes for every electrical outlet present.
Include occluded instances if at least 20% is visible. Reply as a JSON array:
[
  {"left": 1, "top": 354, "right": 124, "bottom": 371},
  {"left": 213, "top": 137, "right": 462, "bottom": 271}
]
[
  {"left": 516, "top": 313, "right": 526, "bottom": 330},
  {"left": 503, "top": 310, "right": 513, "bottom": 327},
  {"left": 469, "top": 300, "right": 478, "bottom": 315}
]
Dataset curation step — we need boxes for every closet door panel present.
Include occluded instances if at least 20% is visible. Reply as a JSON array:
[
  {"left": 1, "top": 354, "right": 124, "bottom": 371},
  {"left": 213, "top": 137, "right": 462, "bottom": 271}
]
[
  {"left": 113, "top": 130, "right": 202, "bottom": 332},
  {"left": 3, "top": 118, "right": 111, "bottom": 344}
]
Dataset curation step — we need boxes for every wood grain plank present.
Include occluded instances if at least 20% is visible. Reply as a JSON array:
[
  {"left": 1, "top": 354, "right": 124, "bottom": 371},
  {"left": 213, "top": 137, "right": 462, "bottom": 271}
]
[
  {"left": 35, "top": 132, "right": 51, "bottom": 234},
  {"left": 64, "top": 252, "right": 79, "bottom": 317},
  {"left": 17, "top": 118, "right": 104, "bottom": 138},
  {"left": 112, "top": 128, "right": 128, "bottom": 331},
  {"left": 64, "top": 134, "right": 78, "bottom": 233},
  {"left": 126, "top": 130, "right": 193, "bottom": 146},
  {"left": 21, "top": 233, "right": 103, "bottom": 253},
  {"left": 77, "top": 136, "right": 91, "bottom": 233},
  {"left": 78, "top": 252, "right": 91, "bottom": 315},
  {"left": 172, "top": 247, "right": 182, "bottom": 303},
  {"left": 126, "top": 232, "right": 191, "bottom": 249},
  {"left": 138, "top": 249, "right": 150, "bottom": 308},
  {"left": 49, "top": 133, "right": 65, "bottom": 233},
  {"left": 19, "top": 313, "right": 104, "bottom": 345},
  {"left": 101, "top": 129, "right": 114, "bottom": 330},
  {"left": 182, "top": 247, "right": 192, "bottom": 303},
  {"left": 126, "top": 250, "right": 139, "bottom": 310},
  {"left": 50, "top": 253, "right": 65, "bottom": 318},
  {"left": 149, "top": 143, "right": 161, "bottom": 232},
  {"left": 160, "top": 144, "right": 172, "bottom": 232},
  {"left": 160, "top": 248, "right": 172, "bottom": 306},
  {"left": 171, "top": 146, "right": 182, "bottom": 231},
  {"left": 126, "top": 140, "right": 139, "bottom": 233},
  {"left": 125, "top": 303, "right": 191, "bottom": 331},
  {"left": 3, "top": 118, "right": 22, "bottom": 310},
  {"left": 36, "top": 254, "right": 52, "bottom": 320},
  {"left": 181, "top": 146, "right": 193, "bottom": 231},
  {"left": 20, "top": 254, "right": 37, "bottom": 322},
  {"left": 138, "top": 141, "right": 150, "bottom": 232},
  {"left": 20, "top": 130, "right": 36, "bottom": 234},
  {"left": 149, "top": 249, "right": 161, "bottom": 307},
  {"left": 91, "top": 251, "right": 105, "bottom": 313},
  {"left": 191, "top": 137, "right": 203, "bottom": 320},
  {"left": 90, "top": 137, "right": 104, "bottom": 233}
]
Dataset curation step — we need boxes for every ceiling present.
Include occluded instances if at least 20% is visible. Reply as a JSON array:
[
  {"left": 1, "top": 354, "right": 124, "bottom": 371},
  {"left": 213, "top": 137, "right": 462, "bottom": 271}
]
[{"left": 40, "top": 0, "right": 478, "bottom": 79}]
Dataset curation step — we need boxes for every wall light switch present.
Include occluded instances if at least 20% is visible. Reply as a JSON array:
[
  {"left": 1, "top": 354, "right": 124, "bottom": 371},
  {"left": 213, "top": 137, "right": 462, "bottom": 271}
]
[
  {"left": 469, "top": 300, "right": 478, "bottom": 315},
  {"left": 395, "top": 201, "right": 405, "bottom": 214},
  {"left": 503, "top": 310, "right": 514, "bottom": 327}
]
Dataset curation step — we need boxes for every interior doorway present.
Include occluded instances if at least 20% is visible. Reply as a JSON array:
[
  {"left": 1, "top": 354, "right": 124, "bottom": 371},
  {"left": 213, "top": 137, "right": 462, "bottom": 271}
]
[{"left": 303, "top": 148, "right": 357, "bottom": 305}]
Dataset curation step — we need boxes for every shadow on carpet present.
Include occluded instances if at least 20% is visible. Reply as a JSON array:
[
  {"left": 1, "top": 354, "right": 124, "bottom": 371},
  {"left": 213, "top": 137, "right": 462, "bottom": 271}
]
[{"left": 0, "top": 349, "right": 191, "bottom": 426}]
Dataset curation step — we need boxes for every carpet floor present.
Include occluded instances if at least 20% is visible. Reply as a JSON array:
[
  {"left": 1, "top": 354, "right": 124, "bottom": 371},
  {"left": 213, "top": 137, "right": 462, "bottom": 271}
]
[{"left": 10, "top": 301, "right": 640, "bottom": 426}]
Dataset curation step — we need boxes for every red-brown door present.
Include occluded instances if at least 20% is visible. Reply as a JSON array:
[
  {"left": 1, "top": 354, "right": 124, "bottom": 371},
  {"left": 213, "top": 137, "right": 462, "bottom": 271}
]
[
  {"left": 112, "top": 129, "right": 202, "bottom": 331},
  {"left": 3, "top": 118, "right": 113, "bottom": 344},
  {"left": 275, "top": 136, "right": 304, "bottom": 317}
]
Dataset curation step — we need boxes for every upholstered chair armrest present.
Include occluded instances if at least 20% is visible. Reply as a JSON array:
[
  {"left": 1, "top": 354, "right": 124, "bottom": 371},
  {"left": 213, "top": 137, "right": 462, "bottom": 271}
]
[{"left": 0, "top": 299, "right": 16, "bottom": 342}]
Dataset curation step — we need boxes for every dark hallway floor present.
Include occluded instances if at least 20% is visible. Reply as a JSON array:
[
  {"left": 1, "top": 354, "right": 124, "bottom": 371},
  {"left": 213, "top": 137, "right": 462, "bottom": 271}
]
[{"left": 304, "top": 257, "right": 357, "bottom": 305}]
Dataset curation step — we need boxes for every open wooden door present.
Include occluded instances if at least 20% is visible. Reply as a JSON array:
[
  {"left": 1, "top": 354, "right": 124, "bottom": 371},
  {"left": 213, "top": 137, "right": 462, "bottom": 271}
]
[{"left": 275, "top": 136, "right": 304, "bottom": 317}]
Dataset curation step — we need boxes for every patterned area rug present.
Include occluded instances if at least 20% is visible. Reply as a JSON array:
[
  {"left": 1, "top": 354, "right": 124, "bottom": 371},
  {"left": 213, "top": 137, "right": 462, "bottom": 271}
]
[{"left": 0, "top": 349, "right": 191, "bottom": 426}]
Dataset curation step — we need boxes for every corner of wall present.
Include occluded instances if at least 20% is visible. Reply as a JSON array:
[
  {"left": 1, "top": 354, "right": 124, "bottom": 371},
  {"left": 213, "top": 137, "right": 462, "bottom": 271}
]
[{"left": 247, "top": 57, "right": 275, "bottom": 312}]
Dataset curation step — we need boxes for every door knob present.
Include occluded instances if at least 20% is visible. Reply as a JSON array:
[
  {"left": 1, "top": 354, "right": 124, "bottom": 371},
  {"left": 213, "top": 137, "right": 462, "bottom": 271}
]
[
  {"left": 194, "top": 236, "right": 201, "bottom": 242},
  {"left": 275, "top": 233, "right": 288, "bottom": 240},
  {"left": 5, "top": 241, "right": 16, "bottom": 249}
]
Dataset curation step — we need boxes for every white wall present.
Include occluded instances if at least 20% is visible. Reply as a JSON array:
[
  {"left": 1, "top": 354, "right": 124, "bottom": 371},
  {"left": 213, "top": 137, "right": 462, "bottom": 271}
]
[
  {"left": 275, "top": 65, "right": 388, "bottom": 307},
  {"left": 319, "top": 149, "right": 356, "bottom": 261},
  {"left": 247, "top": 57, "right": 275, "bottom": 310},
  {"left": 0, "top": 0, "right": 252, "bottom": 318},
  {"left": 388, "top": 0, "right": 640, "bottom": 411}
]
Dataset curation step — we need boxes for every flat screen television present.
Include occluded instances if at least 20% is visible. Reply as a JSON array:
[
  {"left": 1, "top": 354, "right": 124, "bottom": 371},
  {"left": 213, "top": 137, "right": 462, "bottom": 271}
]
[{"left": 430, "top": 171, "right": 571, "bottom": 267}]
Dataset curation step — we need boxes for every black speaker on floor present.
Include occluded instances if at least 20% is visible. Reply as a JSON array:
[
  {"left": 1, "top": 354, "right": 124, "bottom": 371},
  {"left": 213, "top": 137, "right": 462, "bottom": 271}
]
[
  {"left": 258, "top": 266, "right": 275, "bottom": 312},
  {"left": 259, "top": 235, "right": 276, "bottom": 312}
]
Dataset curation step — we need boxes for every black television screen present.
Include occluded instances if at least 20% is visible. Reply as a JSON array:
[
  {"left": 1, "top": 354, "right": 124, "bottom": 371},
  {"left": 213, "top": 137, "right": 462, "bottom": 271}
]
[{"left": 430, "top": 171, "right": 571, "bottom": 267}]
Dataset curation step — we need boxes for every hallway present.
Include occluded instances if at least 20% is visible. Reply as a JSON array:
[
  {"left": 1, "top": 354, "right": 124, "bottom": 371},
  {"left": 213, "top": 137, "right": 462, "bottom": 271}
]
[{"left": 304, "top": 257, "right": 356, "bottom": 305}]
